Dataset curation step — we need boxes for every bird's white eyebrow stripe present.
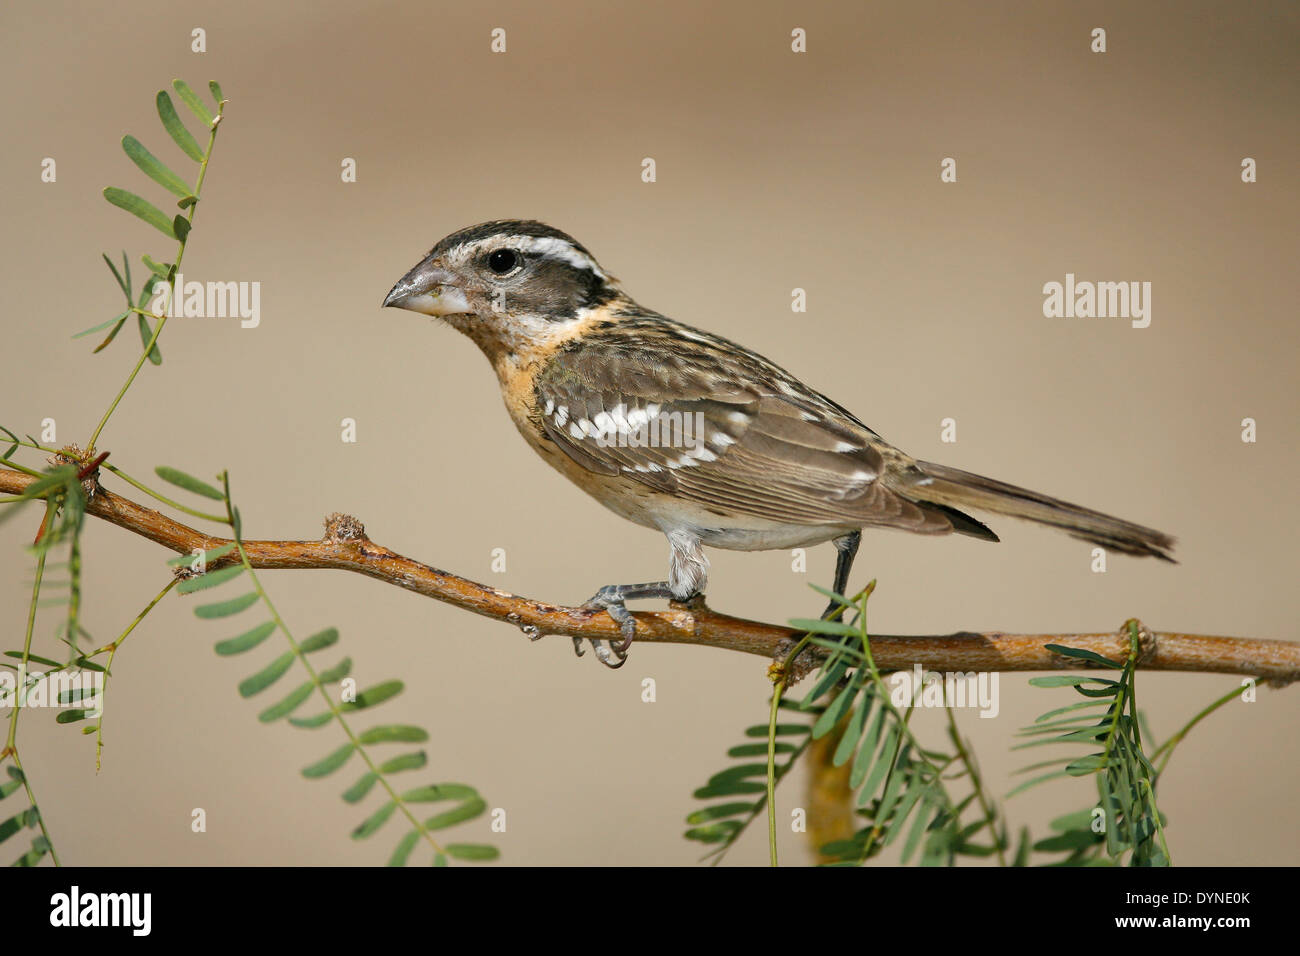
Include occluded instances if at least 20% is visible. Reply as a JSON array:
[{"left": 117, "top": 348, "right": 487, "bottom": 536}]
[{"left": 462, "top": 235, "right": 605, "bottom": 278}]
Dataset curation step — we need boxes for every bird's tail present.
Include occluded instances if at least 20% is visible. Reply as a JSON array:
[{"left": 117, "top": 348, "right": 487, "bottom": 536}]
[{"left": 897, "top": 460, "right": 1176, "bottom": 561}]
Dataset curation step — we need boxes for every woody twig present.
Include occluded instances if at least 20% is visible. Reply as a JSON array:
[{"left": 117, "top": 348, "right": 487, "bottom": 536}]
[{"left": 1, "top": 467, "right": 1296, "bottom": 684}]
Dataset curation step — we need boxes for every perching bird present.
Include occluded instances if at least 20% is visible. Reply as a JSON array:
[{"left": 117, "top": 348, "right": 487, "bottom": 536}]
[{"left": 383, "top": 220, "right": 1174, "bottom": 668}]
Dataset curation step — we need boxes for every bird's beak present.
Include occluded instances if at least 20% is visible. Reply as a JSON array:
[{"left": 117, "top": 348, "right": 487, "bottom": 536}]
[{"left": 382, "top": 258, "right": 472, "bottom": 316}]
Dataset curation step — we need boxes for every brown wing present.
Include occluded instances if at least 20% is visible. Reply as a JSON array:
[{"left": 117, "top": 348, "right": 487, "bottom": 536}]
[{"left": 534, "top": 338, "right": 953, "bottom": 533}]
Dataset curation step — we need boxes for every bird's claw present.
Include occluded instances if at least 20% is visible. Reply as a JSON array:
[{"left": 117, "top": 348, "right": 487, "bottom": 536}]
[
  {"left": 577, "top": 598, "right": 633, "bottom": 669},
  {"left": 570, "top": 633, "right": 629, "bottom": 669},
  {"left": 575, "top": 582, "right": 662, "bottom": 669},
  {"left": 593, "top": 639, "right": 629, "bottom": 669}
]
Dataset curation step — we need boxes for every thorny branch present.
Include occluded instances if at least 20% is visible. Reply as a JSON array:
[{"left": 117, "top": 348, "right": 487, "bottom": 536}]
[{"left": 2, "top": 467, "right": 1296, "bottom": 685}]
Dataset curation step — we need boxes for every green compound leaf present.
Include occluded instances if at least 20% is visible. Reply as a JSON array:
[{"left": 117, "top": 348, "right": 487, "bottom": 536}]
[
  {"left": 351, "top": 801, "right": 397, "bottom": 839},
  {"left": 4, "top": 652, "right": 61, "bottom": 668},
  {"left": 833, "top": 693, "right": 872, "bottom": 766},
  {"left": 288, "top": 711, "right": 334, "bottom": 730},
  {"left": 172, "top": 79, "right": 214, "bottom": 126},
  {"left": 156, "top": 90, "right": 205, "bottom": 161},
  {"left": 132, "top": 276, "right": 164, "bottom": 365},
  {"left": 73, "top": 311, "right": 130, "bottom": 340},
  {"left": 401, "top": 784, "right": 477, "bottom": 803},
  {"left": 302, "top": 743, "right": 355, "bottom": 779},
  {"left": 379, "top": 752, "right": 427, "bottom": 774},
  {"left": 316, "top": 657, "right": 352, "bottom": 683},
  {"left": 1034, "top": 699, "right": 1112, "bottom": 723},
  {"left": 1065, "top": 754, "right": 1107, "bottom": 776},
  {"left": 142, "top": 254, "right": 172, "bottom": 277},
  {"left": 342, "top": 773, "right": 379, "bottom": 804},
  {"left": 812, "top": 681, "right": 858, "bottom": 739},
  {"left": 685, "top": 802, "right": 756, "bottom": 824},
  {"left": 424, "top": 797, "right": 487, "bottom": 831},
  {"left": 102, "top": 251, "right": 131, "bottom": 300},
  {"left": 238, "top": 651, "right": 294, "bottom": 698},
  {"left": 444, "top": 843, "right": 499, "bottom": 862},
  {"left": 743, "top": 723, "right": 810, "bottom": 738},
  {"left": 1043, "top": 644, "right": 1125, "bottom": 669},
  {"left": 0, "top": 808, "right": 39, "bottom": 844},
  {"left": 340, "top": 680, "right": 403, "bottom": 711},
  {"left": 12, "top": 836, "right": 51, "bottom": 867},
  {"left": 1028, "top": 675, "right": 1100, "bottom": 688},
  {"left": 692, "top": 781, "right": 766, "bottom": 799},
  {"left": 788, "top": 617, "right": 862, "bottom": 637},
  {"left": 299, "top": 628, "right": 339, "bottom": 653},
  {"left": 195, "top": 592, "right": 259, "bottom": 618},
  {"left": 257, "top": 680, "right": 314, "bottom": 722},
  {"left": 681, "top": 816, "right": 743, "bottom": 842},
  {"left": 726, "top": 742, "right": 796, "bottom": 758},
  {"left": 103, "top": 187, "right": 176, "bottom": 239},
  {"left": 387, "top": 831, "right": 419, "bottom": 867},
  {"left": 122, "top": 135, "right": 193, "bottom": 197},
  {"left": 1050, "top": 809, "right": 1098, "bottom": 833},
  {"left": 357, "top": 725, "right": 428, "bottom": 745},
  {"left": 214, "top": 620, "right": 275, "bottom": 656}
]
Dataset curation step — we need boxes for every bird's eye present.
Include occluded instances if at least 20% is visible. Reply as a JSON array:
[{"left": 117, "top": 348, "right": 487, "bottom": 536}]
[{"left": 487, "top": 249, "right": 519, "bottom": 275}]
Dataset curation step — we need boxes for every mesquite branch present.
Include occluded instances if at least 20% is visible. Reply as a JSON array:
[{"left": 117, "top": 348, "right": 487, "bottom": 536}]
[{"left": 2, "top": 467, "right": 1296, "bottom": 684}]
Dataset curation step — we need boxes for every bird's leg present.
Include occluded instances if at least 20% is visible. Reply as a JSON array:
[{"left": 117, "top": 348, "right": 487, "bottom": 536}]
[
  {"left": 821, "top": 530, "right": 861, "bottom": 621},
  {"left": 580, "top": 581, "right": 676, "bottom": 668},
  {"left": 576, "top": 532, "right": 706, "bottom": 668}
]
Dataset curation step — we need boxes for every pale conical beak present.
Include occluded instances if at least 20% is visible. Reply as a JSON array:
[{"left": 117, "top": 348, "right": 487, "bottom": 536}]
[{"left": 382, "top": 259, "right": 472, "bottom": 316}]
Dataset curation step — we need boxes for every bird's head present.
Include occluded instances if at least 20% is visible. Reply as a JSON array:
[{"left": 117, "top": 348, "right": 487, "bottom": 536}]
[{"left": 383, "top": 220, "right": 621, "bottom": 356}]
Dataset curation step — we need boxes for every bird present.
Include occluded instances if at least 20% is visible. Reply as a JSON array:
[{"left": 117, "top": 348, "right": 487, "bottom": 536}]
[{"left": 383, "top": 220, "right": 1175, "bottom": 668}]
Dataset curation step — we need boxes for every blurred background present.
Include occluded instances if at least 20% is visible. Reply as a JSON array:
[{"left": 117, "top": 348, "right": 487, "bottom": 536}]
[{"left": 1, "top": 0, "right": 1296, "bottom": 865}]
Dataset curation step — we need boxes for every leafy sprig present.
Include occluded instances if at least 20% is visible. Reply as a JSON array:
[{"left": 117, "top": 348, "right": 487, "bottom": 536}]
[
  {"left": 1011, "top": 624, "right": 1170, "bottom": 866},
  {"left": 2, "top": 77, "right": 496, "bottom": 866},
  {"left": 157, "top": 466, "right": 498, "bottom": 865},
  {"left": 792, "top": 587, "right": 1004, "bottom": 866},
  {"left": 84, "top": 79, "right": 228, "bottom": 451},
  {"left": 687, "top": 583, "right": 1010, "bottom": 867},
  {"left": 684, "top": 698, "right": 820, "bottom": 864}
]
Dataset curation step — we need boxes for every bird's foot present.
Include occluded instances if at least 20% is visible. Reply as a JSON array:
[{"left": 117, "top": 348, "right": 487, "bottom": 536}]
[{"left": 577, "top": 581, "right": 675, "bottom": 669}]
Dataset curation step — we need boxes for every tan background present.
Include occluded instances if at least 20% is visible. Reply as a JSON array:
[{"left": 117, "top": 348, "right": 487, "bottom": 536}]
[{"left": 1, "top": 0, "right": 1296, "bottom": 866}]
